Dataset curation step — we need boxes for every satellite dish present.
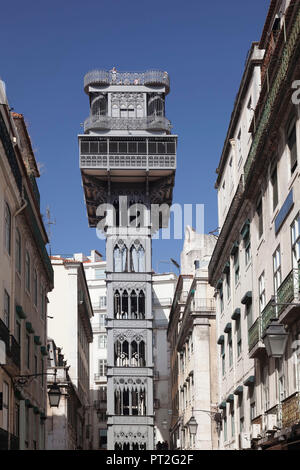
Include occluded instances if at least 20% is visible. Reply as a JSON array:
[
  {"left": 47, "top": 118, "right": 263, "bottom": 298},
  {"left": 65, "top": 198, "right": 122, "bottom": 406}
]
[{"left": 0, "top": 340, "right": 6, "bottom": 365}]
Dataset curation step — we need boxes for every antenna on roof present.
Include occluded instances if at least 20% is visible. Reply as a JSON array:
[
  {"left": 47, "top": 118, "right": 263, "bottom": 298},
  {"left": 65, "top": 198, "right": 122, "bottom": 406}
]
[{"left": 45, "top": 206, "right": 56, "bottom": 257}]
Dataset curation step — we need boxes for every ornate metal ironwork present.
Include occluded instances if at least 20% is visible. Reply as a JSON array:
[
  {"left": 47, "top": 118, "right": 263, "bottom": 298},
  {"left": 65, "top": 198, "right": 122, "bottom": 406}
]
[
  {"left": 277, "top": 269, "right": 299, "bottom": 316},
  {"left": 261, "top": 299, "right": 277, "bottom": 334},
  {"left": 282, "top": 393, "right": 300, "bottom": 429},
  {"left": 80, "top": 154, "right": 176, "bottom": 170},
  {"left": 84, "top": 115, "right": 172, "bottom": 133},
  {"left": 244, "top": 4, "right": 300, "bottom": 182},
  {"left": 84, "top": 70, "right": 170, "bottom": 93},
  {"left": 248, "top": 317, "right": 261, "bottom": 351}
]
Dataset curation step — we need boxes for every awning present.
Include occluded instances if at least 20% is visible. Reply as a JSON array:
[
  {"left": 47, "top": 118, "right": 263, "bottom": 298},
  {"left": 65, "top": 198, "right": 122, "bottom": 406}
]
[
  {"left": 226, "top": 394, "right": 234, "bottom": 403},
  {"left": 223, "top": 262, "right": 230, "bottom": 274},
  {"left": 217, "top": 335, "right": 225, "bottom": 345},
  {"left": 34, "top": 336, "right": 42, "bottom": 346},
  {"left": 25, "top": 322, "right": 35, "bottom": 334},
  {"left": 241, "top": 220, "right": 250, "bottom": 240},
  {"left": 40, "top": 346, "right": 48, "bottom": 356},
  {"left": 219, "top": 401, "right": 227, "bottom": 410},
  {"left": 224, "top": 323, "right": 232, "bottom": 333},
  {"left": 16, "top": 305, "right": 26, "bottom": 319},
  {"left": 241, "top": 292, "right": 252, "bottom": 305},
  {"left": 244, "top": 376, "right": 255, "bottom": 387},
  {"left": 230, "top": 242, "right": 239, "bottom": 256},
  {"left": 234, "top": 386, "right": 243, "bottom": 396},
  {"left": 231, "top": 308, "right": 241, "bottom": 320}
]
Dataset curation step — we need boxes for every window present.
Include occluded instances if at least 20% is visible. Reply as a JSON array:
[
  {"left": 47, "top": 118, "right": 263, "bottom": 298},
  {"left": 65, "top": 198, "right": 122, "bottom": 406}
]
[
  {"left": 95, "top": 269, "right": 106, "bottom": 280},
  {"left": 234, "top": 251, "right": 240, "bottom": 285},
  {"left": 223, "top": 415, "right": 227, "bottom": 442},
  {"left": 220, "top": 283, "right": 224, "bottom": 313},
  {"left": 236, "top": 317, "right": 242, "bottom": 358},
  {"left": 25, "top": 250, "right": 31, "bottom": 292},
  {"left": 226, "top": 269, "right": 231, "bottom": 300},
  {"left": 15, "top": 320, "right": 21, "bottom": 345},
  {"left": 33, "top": 269, "right": 38, "bottom": 307},
  {"left": 4, "top": 289, "right": 10, "bottom": 328},
  {"left": 246, "top": 302, "right": 253, "bottom": 331},
  {"left": 291, "top": 214, "right": 300, "bottom": 266},
  {"left": 15, "top": 229, "right": 21, "bottom": 273},
  {"left": 250, "top": 385, "right": 256, "bottom": 420},
  {"left": 100, "top": 296, "right": 107, "bottom": 308},
  {"left": 231, "top": 408, "right": 235, "bottom": 438},
  {"left": 257, "top": 199, "right": 263, "bottom": 239},
  {"left": 26, "top": 334, "right": 30, "bottom": 369},
  {"left": 276, "top": 358, "right": 286, "bottom": 401},
  {"left": 259, "top": 273, "right": 266, "bottom": 313},
  {"left": 98, "top": 334, "right": 107, "bottom": 349},
  {"left": 271, "top": 167, "right": 279, "bottom": 211},
  {"left": 99, "top": 314, "right": 106, "bottom": 327},
  {"left": 262, "top": 365, "right": 270, "bottom": 411},
  {"left": 34, "top": 355, "right": 38, "bottom": 375},
  {"left": 40, "top": 283, "right": 46, "bottom": 319},
  {"left": 273, "top": 246, "right": 282, "bottom": 293},
  {"left": 287, "top": 119, "right": 297, "bottom": 175},
  {"left": 2, "top": 382, "right": 9, "bottom": 431},
  {"left": 228, "top": 330, "right": 233, "bottom": 368},
  {"left": 98, "top": 359, "right": 107, "bottom": 376},
  {"left": 245, "top": 231, "right": 251, "bottom": 266},
  {"left": 4, "top": 203, "right": 11, "bottom": 254},
  {"left": 221, "top": 342, "right": 225, "bottom": 376},
  {"left": 41, "top": 358, "right": 44, "bottom": 387}
]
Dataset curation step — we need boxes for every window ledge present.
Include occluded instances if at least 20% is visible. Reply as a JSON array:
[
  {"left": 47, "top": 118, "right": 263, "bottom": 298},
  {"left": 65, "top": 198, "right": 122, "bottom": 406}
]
[
  {"left": 288, "top": 170, "right": 299, "bottom": 192},
  {"left": 257, "top": 237, "right": 265, "bottom": 253}
]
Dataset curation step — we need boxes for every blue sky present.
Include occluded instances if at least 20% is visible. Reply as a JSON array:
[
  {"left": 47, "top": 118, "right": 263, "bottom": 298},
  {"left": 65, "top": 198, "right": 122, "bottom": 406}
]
[{"left": 0, "top": 0, "right": 269, "bottom": 273}]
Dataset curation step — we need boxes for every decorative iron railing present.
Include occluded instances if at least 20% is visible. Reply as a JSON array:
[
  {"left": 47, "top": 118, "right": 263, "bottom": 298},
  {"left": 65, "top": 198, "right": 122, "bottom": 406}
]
[
  {"left": 248, "top": 317, "right": 261, "bottom": 351},
  {"left": 244, "top": 3, "right": 300, "bottom": 182},
  {"left": 261, "top": 299, "right": 277, "bottom": 334},
  {"left": 80, "top": 153, "right": 176, "bottom": 170},
  {"left": 84, "top": 115, "right": 172, "bottom": 133},
  {"left": 84, "top": 70, "right": 170, "bottom": 92},
  {"left": 282, "top": 393, "right": 300, "bottom": 429},
  {"left": 277, "top": 269, "right": 300, "bottom": 316},
  {"left": 190, "top": 298, "right": 216, "bottom": 313}
]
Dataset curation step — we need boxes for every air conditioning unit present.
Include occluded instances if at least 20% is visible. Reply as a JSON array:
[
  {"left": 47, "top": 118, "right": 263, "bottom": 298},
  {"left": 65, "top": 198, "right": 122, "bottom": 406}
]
[
  {"left": 239, "top": 433, "right": 251, "bottom": 450},
  {"left": 265, "top": 414, "right": 278, "bottom": 432},
  {"left": 251, "top": 424, "right": 261, "bottom": 440}
]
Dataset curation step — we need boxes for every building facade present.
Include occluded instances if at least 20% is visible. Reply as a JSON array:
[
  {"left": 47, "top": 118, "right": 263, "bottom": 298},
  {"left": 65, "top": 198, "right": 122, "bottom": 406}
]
[
  {"left": 168, "top": 227, "right": 218, "bottom": 450},
  {"left": 209, "top": 0, "right": 300, "bottom": 450},
  {"left": 0, "top": 81, "right": 53, "bottom": 450},
  {"left": 47, "top": 256, "right": 93, "bottom": 449},
  {"left": 79, "top": 69, "right": 177, "bottom": 450}
]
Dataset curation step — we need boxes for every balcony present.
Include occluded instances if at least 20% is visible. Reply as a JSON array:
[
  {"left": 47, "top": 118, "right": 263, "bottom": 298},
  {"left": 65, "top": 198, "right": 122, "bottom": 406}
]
[
  {"left": 84, "top": 70, "right": 170, "bottom": 94},
  {"left": 282, "top": 392, "right": 300, "bottom": 429},
  {"left": 190, "top": 298, "right": 215, "bottom": 313},
  {"left": 277, "top": 268, "right": 300, "bottom": 324},
  {"left": 0, "top": 318, "right": 9, "bottom": 352},
  {"left": 80, "top": 152, "right": 176, "bottom": 171},
  {"left": 248, "top": 317, "right": 265, "bottom": 358},
  {"left": 261, "top": 299, "right": 277, "bottom": 334},
  {"left": 84, "top": 115, "right": 172, "bottom": 133}
]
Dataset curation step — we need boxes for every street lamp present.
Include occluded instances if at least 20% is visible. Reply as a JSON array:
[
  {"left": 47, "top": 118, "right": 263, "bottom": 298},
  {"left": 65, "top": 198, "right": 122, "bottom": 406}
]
[
  {"left": 48, "top": 382, "right": 62, "bottom": 408},
  {"left": 187, "top": 416, "right": 198, "bottom": 437},
  {"left": 262, "top": 319, "right": 288, "bottom": 358}
]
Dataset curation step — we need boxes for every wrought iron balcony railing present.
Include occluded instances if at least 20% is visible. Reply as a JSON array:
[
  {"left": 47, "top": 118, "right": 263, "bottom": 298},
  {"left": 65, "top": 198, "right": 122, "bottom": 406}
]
[
  {"left": 282, "top": 392, "right": 300, "bottom": 429},
  {"left": 84, "top": 115, "right": 172, "bottom": 133},
  {"left": 84, "top": 70, "right": 170, "bottom": 93},
  {"left": 277, "top": 268, "right": 300, "bottom": 317},
  {"left": 261, "top": 299, "right": 277, "bottom": 334},
  {"left": 80, "top": 153, "right": 176, "bottom": 171},
  {"left": 248, "top": 317, "right": 261, "bottom": 352}
]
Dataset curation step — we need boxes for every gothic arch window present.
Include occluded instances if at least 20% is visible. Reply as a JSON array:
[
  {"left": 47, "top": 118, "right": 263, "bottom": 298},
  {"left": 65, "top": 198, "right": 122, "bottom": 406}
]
[
  {"left": 92, "top": 94, "right": 107, "bottom": 116},
  {"left": 114, "top": 243, "right": 127, "bottom": 272},
  {"left": 114, "top": 389, "right": 121, "bottom": 415},
  {"left": 130, "top": 242, "right": 145, "bottom": 272},
  {"left": 114, "top": 290, "right": 121, "bottom": 319},
  {"left": 148, "top": 95, "right": 164, "bottom": 117},
  {"left": 123, "top": 389, "right": 130, "bottom": 415},
  {"left": 131, "top": 339, "right": 146, "bottom": 367},
  {"left": 121, "top": 290, "right": 129, "bottom": 319},
  {"left": 112, "top": 104, "right": 119, "bottom": 118},
  {"left": 114, "top": 339, "right": 129, "bottom": 367},
  {"left": 132, "top": 389, "right": 139, "bottom": 416},
  {"left": 130, "top": 290, "right": 137, "bottom": 319},
  {"left": 138, "top": 290, "right": 145, "bottom": 319}
]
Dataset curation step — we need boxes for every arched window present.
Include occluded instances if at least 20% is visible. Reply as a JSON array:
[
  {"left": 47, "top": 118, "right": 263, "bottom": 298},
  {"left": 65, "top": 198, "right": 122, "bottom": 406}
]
[
  {"left": 114, "top": 339, "right": 129, "bottom": 366},
  {"left": 114, "top": 244, "right": 127, "bottom": 272},
  {"left": 132, "top": 389, "right": 139, "bottom": 416},
  {"left": 114, "top": 389, "right": 121, "bottom": 415},
  {"left": 148, "top": 95, "right": 164, "bottom": 117},
  {"left": 114, "top": 290, "right": 121, "bottom": 318},
  {"left": 139, "top": 340, "right": 146, "bottom": 366},
  {"left": 123, "top": 389, "right": 130, "bottom": 416},
  {"left": 138, "top": 291, "right": 145, "bottom": 319},
  {"left": 92, "top": 94, "right": 107, "bottom": 116},
  {"left": 121, "top": 291, "right": 129, "bottom": 318},
  {"left": 139, "top": 389, "right": 146, "bottom": 416},
  {"left": 138, "top": 246, "right": 145, "bottom": 272},
  {"left": 130, "top": 291, "right": 137, "bottom": 319},
  {"left": 130, "top": 245, "right": 139, "bottom": 272},
  {"left": 131, "top": 340, "right": 138, "bottom": 367}
]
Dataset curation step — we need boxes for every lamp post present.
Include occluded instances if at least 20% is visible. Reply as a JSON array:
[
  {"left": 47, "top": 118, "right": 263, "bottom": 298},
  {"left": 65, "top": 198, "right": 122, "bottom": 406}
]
[
  {"left": 187, "top": 408, "right": 222, "bottom": 449},
  {"left": 262, "top": 319, "right": 288, "bottom": 358},
  {"left": 13, "top": 369, "right": 63, "bottom": 408},
  {"left": 47, "top": 382, "right": 62, "bottom": 408}
]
